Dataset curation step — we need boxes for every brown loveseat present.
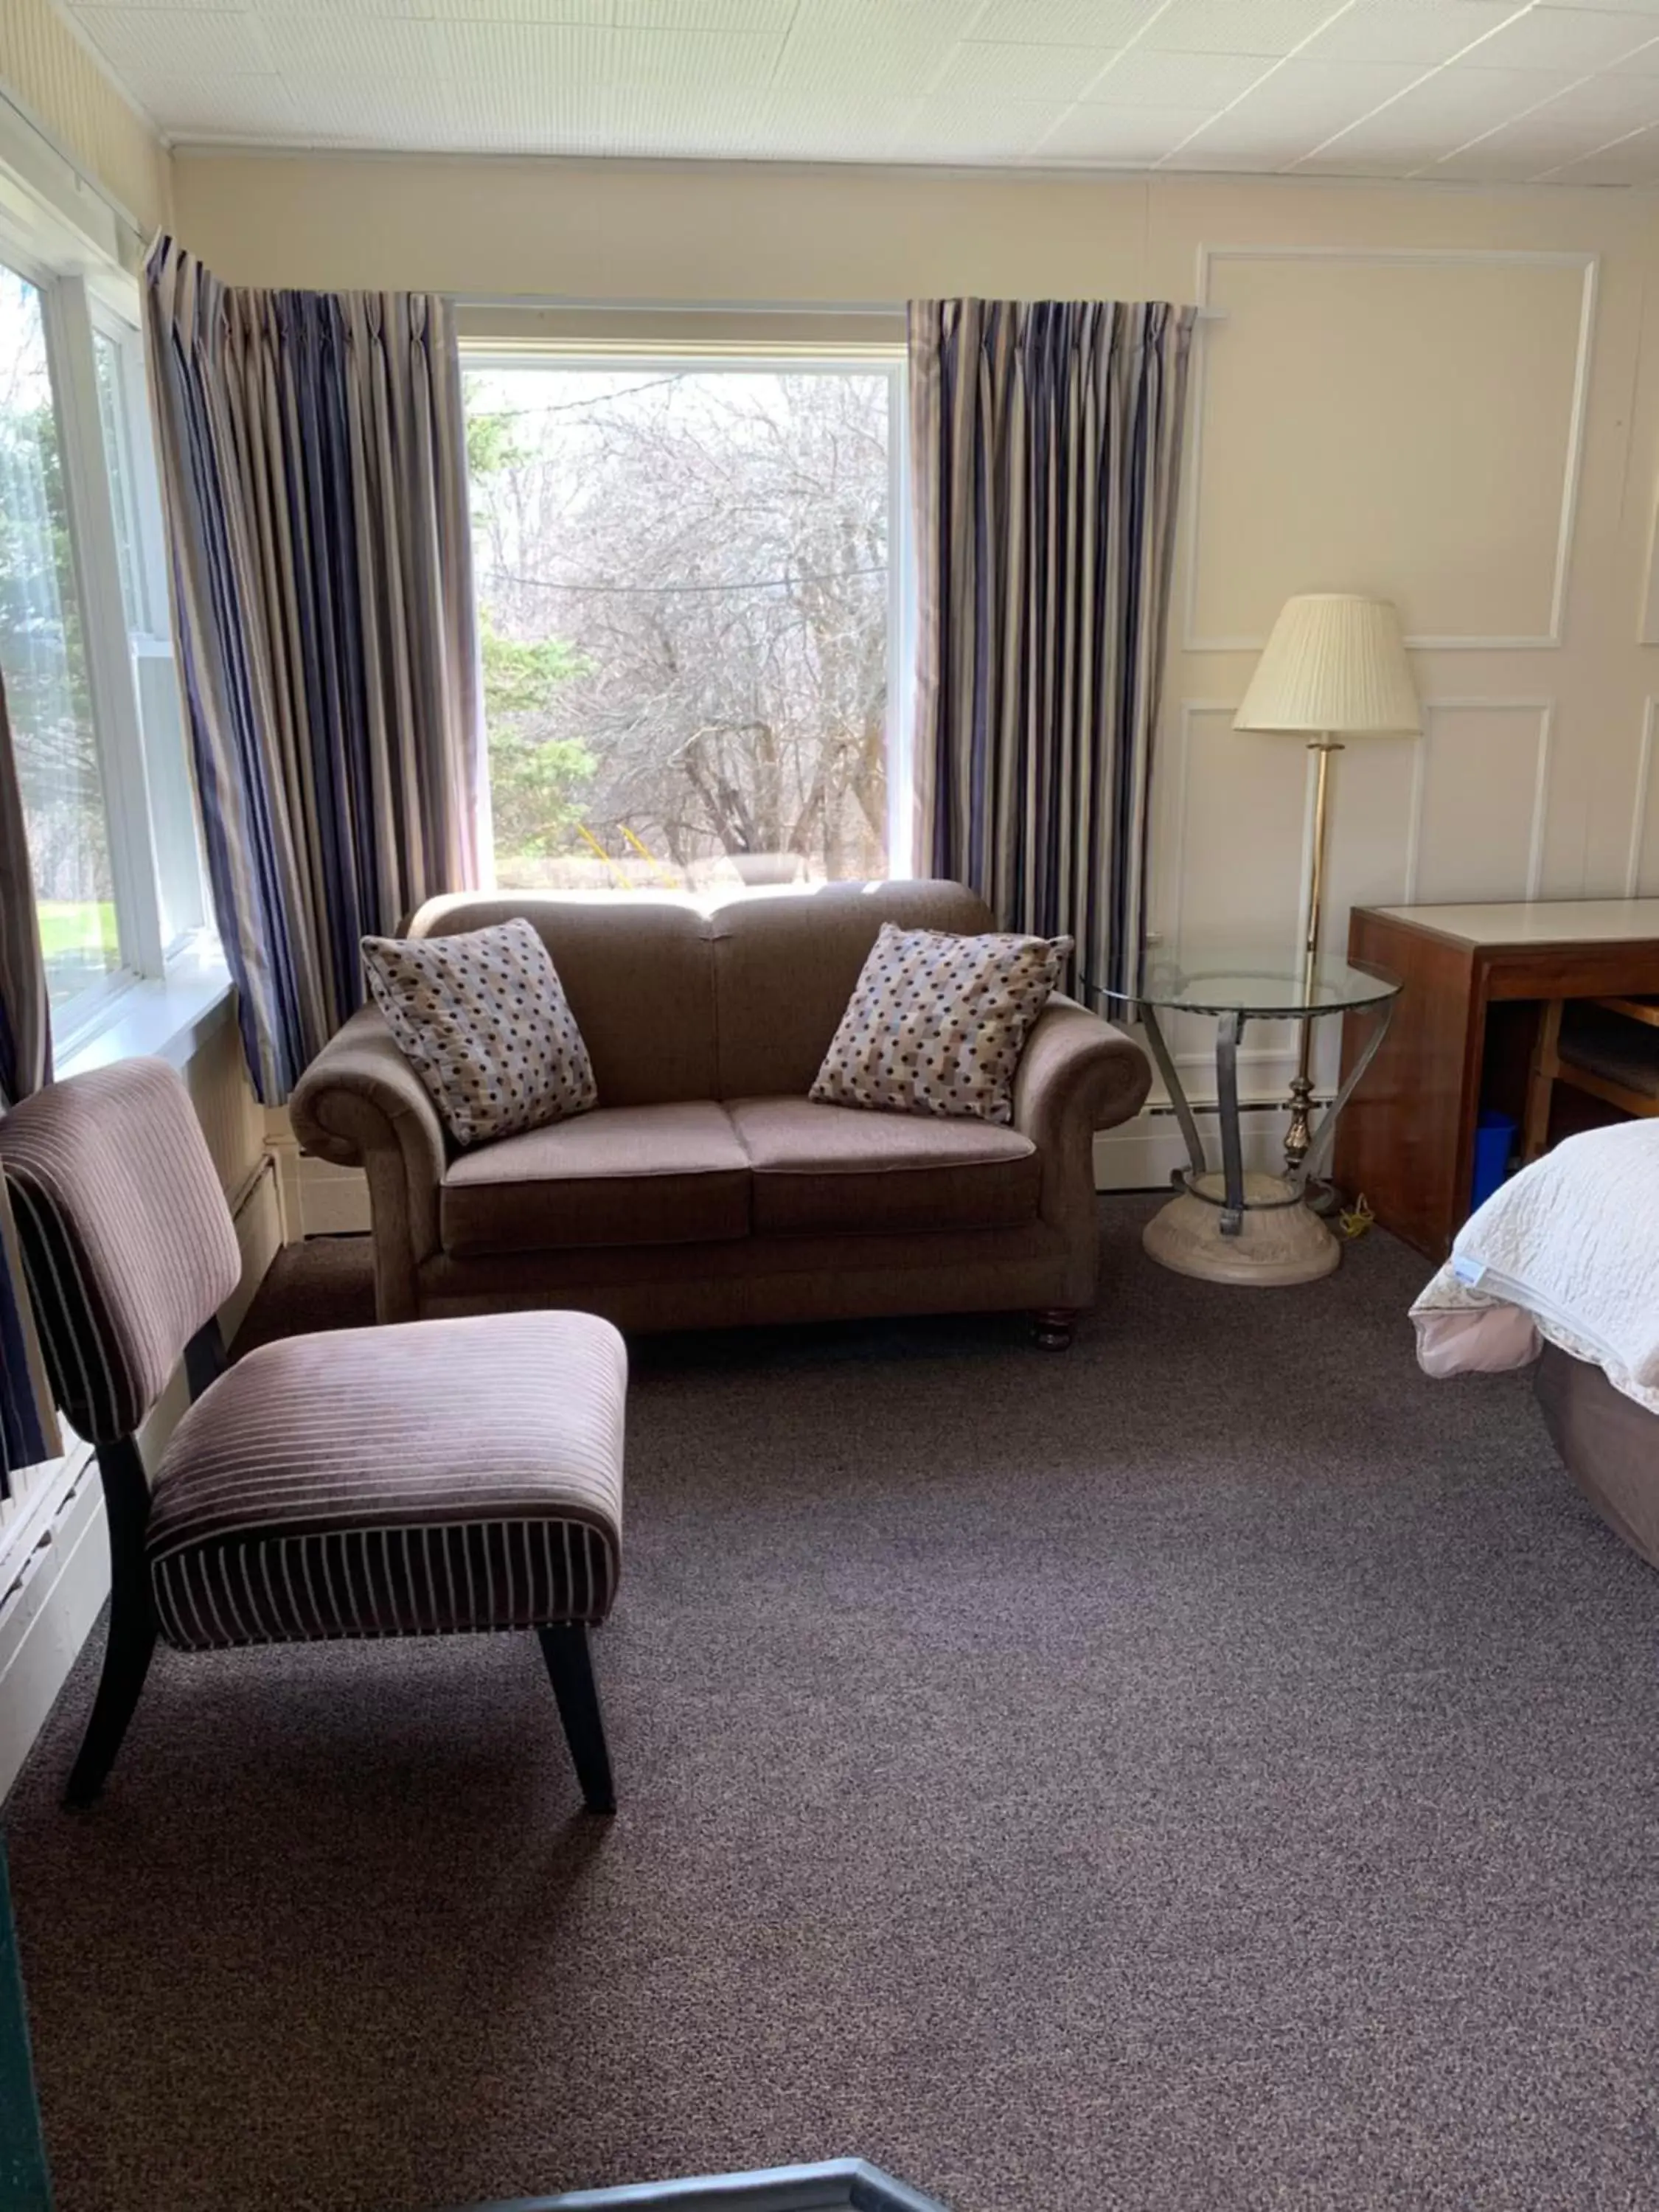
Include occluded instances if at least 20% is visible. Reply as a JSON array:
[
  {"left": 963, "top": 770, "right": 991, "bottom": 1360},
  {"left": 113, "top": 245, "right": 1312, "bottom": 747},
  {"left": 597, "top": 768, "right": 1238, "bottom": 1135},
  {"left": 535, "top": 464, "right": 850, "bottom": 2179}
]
[{"left": 289, "top": 880, "right": 1150, "bottom": 1345}]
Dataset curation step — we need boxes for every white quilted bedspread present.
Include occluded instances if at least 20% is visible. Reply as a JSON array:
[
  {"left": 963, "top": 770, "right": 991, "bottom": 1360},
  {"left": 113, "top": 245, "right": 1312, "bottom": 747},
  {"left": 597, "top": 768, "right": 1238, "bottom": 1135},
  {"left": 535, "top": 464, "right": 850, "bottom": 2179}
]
[{"left": 1410, "top": 1120, "right": 1659, "bottom": 1414}]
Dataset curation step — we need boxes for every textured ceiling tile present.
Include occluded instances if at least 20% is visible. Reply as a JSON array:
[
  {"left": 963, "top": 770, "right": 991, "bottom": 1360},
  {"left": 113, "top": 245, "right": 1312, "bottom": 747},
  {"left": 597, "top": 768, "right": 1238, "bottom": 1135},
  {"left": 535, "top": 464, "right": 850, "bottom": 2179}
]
[
  {"left": 1082, "top": 45, "right": 1278, "bottom": 104},
  {"left": 894, "top": 97, "right": 1064, "bottom": 160},
  {"left": 773, "top": 0, "right": 964, "bottom": 94},
  {"left": 420, "top": 0, "right": 613, "bottom": 19},
  {"left": 1510, "top": 67, "right": 1659, "bottom": 123},
  {"left": 261, "top": 74, "right": 458, "bottom": 141},
  {"left": 67, "top": 0, "right": 1659, "bottom": 181},
  {"left": 136, "top": 72, "right": 303, "bottom": 133},
  {"left": 936, "top": 39, "right": 1117, "bottom": 99},
  {"left": 66, "top": 0, "right": 265, "bottom": 12},
  {"left": 741, "top": 91, "right": 916, "bottom": 156},
  {"left": 1213, "top": 58, "right": 1424, "bottom": 128},
  {"left": 1458, "top": 3, "right": 1659, "bottom": 68},
  {"left": 615, "top": 0, "right": 798, "bottom": 24},
  {"left": 73, "top": 7, "right": 275, "bottom": 74},
  {"left": 610, "top": 27, "right": 788, "bottom": 82},
  {"left": 1297, "top": 1, "right": 1532, "bottom": 67},
  {"left": 432, "top": 18, "right": 613, "bottom": 84},
  {"left": 1425, "top": 116, "right": 1632, "bottom": 175},
  {"left": 1038, "top": 102, "right": 1217, "bottom": 159},
  {"left": 564, "top": 82, "right": 781, "bottom": 154},
  {"left": 255, "top": 0, "right": 441, "bottom": 14},
  {"left": 971, "top": 0, "right": 1164, "bottom": 41},
  {"left": 442, "top": 61, "right": 614, "bottom": 135},
  {"left": 1141, "top": 0, "right": 1353, "bottom": 58},
  {"left": 1164, "top": 128, "right": 1307, "bottom": 168},
  {"left": 1541, "top": 120, "right": 1659, "bottom": 177},
  {"left": 275, "top": 15, "right": 451, "bottom": 73},
  {"left": 1300, "top": 60, "right": 1565, "bottom": 162}
]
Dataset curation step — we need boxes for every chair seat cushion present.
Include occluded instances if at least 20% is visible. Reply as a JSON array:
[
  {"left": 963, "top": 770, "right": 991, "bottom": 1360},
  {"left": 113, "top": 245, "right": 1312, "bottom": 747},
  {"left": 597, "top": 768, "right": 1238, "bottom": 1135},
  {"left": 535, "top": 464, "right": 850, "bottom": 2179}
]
[
  {"left": 146, "top": 1312, "right": 625, "bottom": 1652},
  {"left": 728, "top": 1096, "right": 1041, "bottom": 1235},
  {"left": 440, "top": 1101, "right": 751, "bottom": 1256}
]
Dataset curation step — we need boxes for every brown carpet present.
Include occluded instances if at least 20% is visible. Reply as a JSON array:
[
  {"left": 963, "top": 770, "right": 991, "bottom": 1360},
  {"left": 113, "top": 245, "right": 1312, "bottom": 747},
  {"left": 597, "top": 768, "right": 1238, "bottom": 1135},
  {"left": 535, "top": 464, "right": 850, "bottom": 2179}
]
[{"left": 7, "top": 1202, "right": 1659, "bottom": 2212}]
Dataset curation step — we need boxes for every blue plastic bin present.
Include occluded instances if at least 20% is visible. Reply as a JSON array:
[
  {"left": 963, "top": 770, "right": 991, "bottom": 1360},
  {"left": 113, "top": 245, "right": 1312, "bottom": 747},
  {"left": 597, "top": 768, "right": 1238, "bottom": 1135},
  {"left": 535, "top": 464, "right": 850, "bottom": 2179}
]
[{"left": 1470, "top": 1110, "right": 1517, "bottom": 1212}]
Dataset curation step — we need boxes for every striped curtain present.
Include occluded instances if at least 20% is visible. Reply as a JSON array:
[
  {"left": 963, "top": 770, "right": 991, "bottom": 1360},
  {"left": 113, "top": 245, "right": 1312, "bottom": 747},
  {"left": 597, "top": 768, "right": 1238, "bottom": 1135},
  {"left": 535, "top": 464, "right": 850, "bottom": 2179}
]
[
  {"left": 909, "top": 299, "right": 1195, "bottom": 1000},
  {"left": 0, "top": 674, "right": 61, "bottom": 1499},
  {"left": 145, "top": 237, "right": 483, "bottom": 1104}
]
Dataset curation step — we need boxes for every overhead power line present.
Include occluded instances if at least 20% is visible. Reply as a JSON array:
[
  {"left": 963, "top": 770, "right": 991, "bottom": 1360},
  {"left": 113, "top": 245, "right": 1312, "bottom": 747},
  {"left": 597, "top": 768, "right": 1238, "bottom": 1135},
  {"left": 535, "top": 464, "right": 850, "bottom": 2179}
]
[
  {"left": 467, "top": 374, "right": 688, "bottom": 421},
  {"left": 490, "top": 563, "right": 888, "bottom": 597}
]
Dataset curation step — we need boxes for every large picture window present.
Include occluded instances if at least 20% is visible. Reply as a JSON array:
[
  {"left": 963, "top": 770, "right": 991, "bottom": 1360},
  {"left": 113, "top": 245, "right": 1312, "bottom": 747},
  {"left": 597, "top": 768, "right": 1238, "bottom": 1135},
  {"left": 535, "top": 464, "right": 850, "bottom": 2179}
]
[{"left": 465, "top": 358, "right": 905, "bottom": 891}]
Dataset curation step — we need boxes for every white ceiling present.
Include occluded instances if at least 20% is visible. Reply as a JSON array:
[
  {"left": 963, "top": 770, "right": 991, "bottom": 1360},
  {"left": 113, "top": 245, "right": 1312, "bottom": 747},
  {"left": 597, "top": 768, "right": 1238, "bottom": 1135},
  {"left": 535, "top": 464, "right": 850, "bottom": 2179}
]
[{"left": 56, "top": 0, "right": 1659, "bottom": 185}]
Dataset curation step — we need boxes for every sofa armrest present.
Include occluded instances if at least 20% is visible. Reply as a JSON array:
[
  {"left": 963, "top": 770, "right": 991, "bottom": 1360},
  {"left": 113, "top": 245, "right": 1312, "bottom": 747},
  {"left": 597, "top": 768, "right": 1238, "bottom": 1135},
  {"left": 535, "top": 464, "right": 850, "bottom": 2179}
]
[
  {"left": 1012, "top": 996, "right": 1152, "bottom": 1307},
  {"left": 1014, "top": 995, "right": 1151, "bottom": 1148},
  {"left": 289, "top": 1006, "right": 447, "bottom": 1321}
]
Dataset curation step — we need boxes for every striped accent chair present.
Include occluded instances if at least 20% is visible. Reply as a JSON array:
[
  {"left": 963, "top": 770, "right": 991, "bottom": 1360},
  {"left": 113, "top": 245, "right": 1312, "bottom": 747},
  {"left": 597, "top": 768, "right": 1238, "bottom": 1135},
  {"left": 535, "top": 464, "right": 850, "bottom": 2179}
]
[{"left": 0, "top": 1057, "right": 626, "bottom": 1814}]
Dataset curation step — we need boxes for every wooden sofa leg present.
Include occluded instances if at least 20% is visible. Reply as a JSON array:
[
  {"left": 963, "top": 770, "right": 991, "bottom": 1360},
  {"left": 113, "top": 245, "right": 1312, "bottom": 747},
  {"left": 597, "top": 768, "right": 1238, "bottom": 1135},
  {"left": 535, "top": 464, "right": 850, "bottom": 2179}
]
[
  {"left": 1032, "top": 1307, "right": 1077, "bottom": 1352},
  {"left": 538, "top": 1624, "right": 616, "bottom": 1815}
]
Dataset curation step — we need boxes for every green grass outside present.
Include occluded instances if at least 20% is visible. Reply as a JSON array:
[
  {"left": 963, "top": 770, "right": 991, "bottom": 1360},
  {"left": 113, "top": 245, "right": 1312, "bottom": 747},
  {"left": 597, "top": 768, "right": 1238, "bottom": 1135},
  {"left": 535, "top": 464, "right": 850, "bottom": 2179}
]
[{"left": 36, "top": 900, "right": 117, "bottom": 959}]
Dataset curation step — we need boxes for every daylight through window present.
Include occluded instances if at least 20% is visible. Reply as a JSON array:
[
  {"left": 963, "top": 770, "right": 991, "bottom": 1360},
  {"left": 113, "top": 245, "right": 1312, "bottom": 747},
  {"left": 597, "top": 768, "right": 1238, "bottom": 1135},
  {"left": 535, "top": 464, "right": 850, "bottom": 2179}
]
[
  {"left": 465, "top": 361, "right": 900, "bottom": 892},
  {"left": 0, "top": 263, "right": 120, "bottom": 1011}
]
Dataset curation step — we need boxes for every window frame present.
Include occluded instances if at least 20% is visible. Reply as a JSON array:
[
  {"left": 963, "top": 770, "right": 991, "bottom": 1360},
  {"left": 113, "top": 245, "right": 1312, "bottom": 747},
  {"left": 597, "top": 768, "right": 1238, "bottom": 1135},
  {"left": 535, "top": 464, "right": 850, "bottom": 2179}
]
[
  {"left": 0, "top": 208, "right": 209, "bottom": 1057},
  {"left": 87, "top": 298, "right": 209, "bottom": 956},
  {"left": 459, "top": 343, "right": 917, "bottom": 884}
]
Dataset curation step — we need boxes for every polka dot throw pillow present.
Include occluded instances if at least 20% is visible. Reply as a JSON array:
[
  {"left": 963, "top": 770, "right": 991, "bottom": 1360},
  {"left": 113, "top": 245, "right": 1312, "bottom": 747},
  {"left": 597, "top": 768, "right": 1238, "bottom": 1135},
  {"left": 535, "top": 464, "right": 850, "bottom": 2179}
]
[
  {"left": 361, "top": 918, "right": 597, "bottom": 1147},
  {"left": 811, "top": 922, "right": 1071, "bottom": 1126}
]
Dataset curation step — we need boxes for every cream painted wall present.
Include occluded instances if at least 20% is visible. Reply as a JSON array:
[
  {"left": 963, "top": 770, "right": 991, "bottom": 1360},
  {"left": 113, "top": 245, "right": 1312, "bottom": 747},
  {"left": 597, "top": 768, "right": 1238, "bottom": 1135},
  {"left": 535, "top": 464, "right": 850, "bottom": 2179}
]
[
  {"left": 0, "top": 0, "right": 170, "bottom": 233},
  {"left": 170, "top": 151, "right": 1659, "bottom": 1119}
]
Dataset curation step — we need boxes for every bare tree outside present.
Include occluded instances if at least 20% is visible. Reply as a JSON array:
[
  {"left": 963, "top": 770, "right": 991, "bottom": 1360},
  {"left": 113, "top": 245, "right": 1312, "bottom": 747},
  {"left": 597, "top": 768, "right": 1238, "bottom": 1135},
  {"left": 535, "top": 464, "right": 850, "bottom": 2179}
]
[{"left": 465, "top": 365, "right": 893, "bottom": 891}]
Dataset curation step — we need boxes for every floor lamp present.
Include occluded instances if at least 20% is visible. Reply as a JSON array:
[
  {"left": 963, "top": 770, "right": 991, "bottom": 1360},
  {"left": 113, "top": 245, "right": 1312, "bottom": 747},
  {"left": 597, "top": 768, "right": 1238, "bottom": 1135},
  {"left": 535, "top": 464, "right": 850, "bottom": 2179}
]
[{"left": 1234, "top": 594, "right": 1421, "bottom": 1178}]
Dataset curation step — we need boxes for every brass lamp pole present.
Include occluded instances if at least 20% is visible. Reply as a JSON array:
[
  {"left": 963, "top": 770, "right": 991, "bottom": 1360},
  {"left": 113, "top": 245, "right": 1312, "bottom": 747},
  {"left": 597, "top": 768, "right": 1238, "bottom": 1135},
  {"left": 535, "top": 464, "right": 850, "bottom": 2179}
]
[
  {"left": 1284, "top": 734, "right": 1341, "bottom": 1177},
  {"left": 1233, "top": 596, "right": 1421, "bottom": 1187}
]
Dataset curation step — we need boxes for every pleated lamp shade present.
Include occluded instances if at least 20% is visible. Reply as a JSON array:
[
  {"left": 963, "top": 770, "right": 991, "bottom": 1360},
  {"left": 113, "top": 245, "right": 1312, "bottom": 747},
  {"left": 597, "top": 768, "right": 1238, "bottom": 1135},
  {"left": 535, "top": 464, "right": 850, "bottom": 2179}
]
[{"left": 1234, "top": 595, "right": 1421, "bottom": 735}]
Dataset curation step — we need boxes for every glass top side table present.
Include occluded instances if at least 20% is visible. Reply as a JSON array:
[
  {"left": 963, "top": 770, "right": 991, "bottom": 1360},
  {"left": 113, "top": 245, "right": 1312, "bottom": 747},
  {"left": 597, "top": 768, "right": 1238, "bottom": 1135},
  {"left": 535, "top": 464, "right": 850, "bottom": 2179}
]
[{"left": 1084, "top": 941, "right": 1401, "bottom": 1285}]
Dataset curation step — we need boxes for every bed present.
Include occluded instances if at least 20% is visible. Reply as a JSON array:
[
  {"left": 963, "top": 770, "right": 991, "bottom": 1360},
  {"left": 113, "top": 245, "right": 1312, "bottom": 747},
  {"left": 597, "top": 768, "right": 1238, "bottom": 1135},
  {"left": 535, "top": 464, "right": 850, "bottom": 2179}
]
[
  {"left": 1534, "top": 1343, "right": 1659, "bottom": 1571},
  {"left": 1412, "top": 1120, "right": 1659, "bottom": 1570}
]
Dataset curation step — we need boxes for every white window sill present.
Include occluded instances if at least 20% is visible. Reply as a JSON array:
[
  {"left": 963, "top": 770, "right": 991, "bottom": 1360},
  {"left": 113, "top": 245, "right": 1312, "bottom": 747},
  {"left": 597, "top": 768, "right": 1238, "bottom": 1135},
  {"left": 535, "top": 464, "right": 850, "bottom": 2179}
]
[{"left": 57, "top": 954, "right": 236, "bottom": 1080}]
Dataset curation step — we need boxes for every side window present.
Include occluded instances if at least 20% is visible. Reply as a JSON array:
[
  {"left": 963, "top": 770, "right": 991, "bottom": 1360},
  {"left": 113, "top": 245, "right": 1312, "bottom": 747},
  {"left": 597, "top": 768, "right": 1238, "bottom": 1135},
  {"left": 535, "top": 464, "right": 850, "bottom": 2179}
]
[
  {"left": 0, "top": 261, "right": 122, "bottom": 1015},
  {"left": 91, "top": 319, "right": 205, "bottom": 950}
]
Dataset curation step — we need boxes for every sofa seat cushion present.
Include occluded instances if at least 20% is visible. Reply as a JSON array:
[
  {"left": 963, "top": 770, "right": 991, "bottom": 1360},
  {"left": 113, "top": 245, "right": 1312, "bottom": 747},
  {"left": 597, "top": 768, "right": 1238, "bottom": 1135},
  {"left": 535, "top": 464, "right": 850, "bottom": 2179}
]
[
  {"left": 441, "top": 1101, "right": 751, "bottom": 1256},
  {"left": 146, "top": 1312, "right": 625, "bottom": 1652},
  {"left": 729, "top": 1096, "right": 1040, "bottom": 1236}
]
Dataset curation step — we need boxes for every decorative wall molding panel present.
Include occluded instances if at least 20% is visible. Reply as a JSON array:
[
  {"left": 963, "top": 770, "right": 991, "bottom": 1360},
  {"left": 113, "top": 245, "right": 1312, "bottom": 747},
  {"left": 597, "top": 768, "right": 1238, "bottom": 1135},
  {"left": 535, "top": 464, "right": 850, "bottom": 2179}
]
[
  {"left": 1183, "top": 246, "right": 1596, "bottom": 653},
  {"left": 1403, "top": 699, "right": 1554, "bottom": 906}
]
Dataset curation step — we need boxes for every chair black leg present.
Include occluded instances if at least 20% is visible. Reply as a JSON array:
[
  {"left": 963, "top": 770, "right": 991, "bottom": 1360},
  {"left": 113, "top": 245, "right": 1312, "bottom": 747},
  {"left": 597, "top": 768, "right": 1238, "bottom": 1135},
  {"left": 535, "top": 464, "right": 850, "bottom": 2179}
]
[
  {"left": 537, "top": 1624, "right": 616, "bottom": 1815},
  {"left": 66, "top": 1437, "right": 157, "bottom": 1809}
]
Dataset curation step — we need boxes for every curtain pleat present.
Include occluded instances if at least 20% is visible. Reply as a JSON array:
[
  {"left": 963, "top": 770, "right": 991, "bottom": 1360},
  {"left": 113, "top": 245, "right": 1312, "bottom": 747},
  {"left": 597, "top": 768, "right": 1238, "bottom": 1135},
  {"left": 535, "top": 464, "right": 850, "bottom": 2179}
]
[
  {"left": 144, "top": 238, "right": 483, "bottom": 1104},
  {"left": 909, "top": 298, "right": 1194, "bottom": 1001},
  {"left": 0, "top": 673, "right": 62, "bottom": 1498}
]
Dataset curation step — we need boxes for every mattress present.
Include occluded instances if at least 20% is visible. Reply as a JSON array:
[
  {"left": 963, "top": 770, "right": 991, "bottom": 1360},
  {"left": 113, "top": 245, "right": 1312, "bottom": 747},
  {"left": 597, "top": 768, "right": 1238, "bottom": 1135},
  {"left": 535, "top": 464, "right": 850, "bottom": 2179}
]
[{"left": 1534, "top": 1343, "right": 1659, "bottom": 1572}]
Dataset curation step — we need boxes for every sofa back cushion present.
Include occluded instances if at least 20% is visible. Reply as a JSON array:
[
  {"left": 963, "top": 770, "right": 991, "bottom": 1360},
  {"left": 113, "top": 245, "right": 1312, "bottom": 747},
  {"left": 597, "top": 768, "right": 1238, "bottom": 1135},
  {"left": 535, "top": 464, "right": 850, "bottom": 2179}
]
[
  {"left": 408, "top": 893, "right": 717, "bottom": 1106},
  {"left": 710, "top": 880, "right": 996, "bottom": 1099},
  {"left": 406, "top": 881, "right": 999, "bottom": 1105}
]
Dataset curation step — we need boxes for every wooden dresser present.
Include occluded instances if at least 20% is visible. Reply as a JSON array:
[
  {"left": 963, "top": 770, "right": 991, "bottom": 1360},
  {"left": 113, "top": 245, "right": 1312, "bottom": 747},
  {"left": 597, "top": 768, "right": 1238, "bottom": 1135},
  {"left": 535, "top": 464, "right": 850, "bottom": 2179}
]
[{"left": 1336, "top": 900, "right": 1659, "bottom": 1262}]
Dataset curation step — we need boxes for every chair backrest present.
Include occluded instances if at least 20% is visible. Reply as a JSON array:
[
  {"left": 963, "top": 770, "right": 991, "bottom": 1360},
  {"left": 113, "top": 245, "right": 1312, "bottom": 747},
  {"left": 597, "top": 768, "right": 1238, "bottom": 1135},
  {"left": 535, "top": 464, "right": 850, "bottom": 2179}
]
[
  {"left": 0, "top": 1059, "right": 240, "bottom": 1444},
  {"left": 406, "top": 879, "right": 998, "bottom": 1105}
]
